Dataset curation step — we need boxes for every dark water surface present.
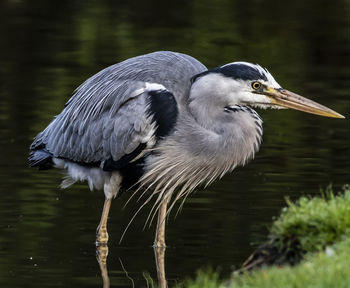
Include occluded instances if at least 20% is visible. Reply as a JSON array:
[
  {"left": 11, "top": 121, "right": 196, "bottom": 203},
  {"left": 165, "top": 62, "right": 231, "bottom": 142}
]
[{"left": 1, "top": 0, "right": 350, "bottom": 287}]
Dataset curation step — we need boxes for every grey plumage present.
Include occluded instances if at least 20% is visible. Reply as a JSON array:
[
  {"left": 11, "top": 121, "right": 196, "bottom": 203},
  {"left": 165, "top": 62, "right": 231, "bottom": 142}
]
[
  {"left": 31, "top": 50, "right": 340, "bottom": 246},
  {"left": 30, "top": 50, "right": 265, "bottom": 222},
  {"left": 31, "top": 52, "right": 206, "bottom": 167}
]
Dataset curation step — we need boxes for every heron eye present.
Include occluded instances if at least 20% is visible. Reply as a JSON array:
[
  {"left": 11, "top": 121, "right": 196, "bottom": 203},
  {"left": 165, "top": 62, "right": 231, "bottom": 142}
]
[{"left": 252, "top": 81, "right": 262, "bottom": 90}]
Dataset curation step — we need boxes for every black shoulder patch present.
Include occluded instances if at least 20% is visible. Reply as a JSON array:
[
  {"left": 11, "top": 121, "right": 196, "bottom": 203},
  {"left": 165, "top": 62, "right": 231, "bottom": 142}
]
[
  {"left": 191, "top": 64, "right": 268, "bottom": 82},
  {"left": 147, "top": 90, "right": 178, "bottom": 139}
]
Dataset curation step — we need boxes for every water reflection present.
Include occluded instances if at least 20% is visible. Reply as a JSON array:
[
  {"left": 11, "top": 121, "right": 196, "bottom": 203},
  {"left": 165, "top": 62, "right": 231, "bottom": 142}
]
[
  {"left": 154, "top": 247, "right": 167, "bottom": 288},
  {"left": 96, "top": 246, "right": 110, "bottom": 288},
  {"left": 96, "top": 244, "right": 167, "bottom": 288}
]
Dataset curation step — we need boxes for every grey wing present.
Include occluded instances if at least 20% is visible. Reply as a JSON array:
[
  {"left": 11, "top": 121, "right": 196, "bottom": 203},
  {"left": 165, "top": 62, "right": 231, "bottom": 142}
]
[
  {"left": 29, "top": 51, "right": 207, "bottom": 168},
  {"left": 31, "top": 80, "right": 158, "bottom": 166}
]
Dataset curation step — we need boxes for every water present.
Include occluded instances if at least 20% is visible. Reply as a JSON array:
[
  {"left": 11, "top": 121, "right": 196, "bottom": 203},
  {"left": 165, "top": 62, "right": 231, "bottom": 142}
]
[{"left": 0, "top": 0, "right": 349, "bottom": 287}]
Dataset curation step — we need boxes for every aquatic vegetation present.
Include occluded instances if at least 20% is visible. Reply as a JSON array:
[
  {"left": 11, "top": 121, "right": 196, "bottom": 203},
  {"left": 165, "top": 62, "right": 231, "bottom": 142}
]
[
  {"left": 184, "top": 269, "right": 223, "bottom": 288},
  {"left": 183, "top": 185, "right": 350, "bottom": 288},
  {"left": 242, "top": 184, "right": 350, "bottom": 269},
  {"left": 270, "top": 185, "right": 350, "bottom": 254}
]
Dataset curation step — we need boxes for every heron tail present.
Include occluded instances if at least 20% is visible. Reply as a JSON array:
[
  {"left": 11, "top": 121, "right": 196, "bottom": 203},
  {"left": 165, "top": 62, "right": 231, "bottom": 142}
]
[{"left": 28, "top": 149, "right": 53, "bottom": 170}]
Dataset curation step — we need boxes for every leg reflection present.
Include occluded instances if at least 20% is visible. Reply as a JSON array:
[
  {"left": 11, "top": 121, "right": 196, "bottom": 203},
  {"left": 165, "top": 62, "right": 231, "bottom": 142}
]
[
  {"left": 96, "top": 245, "right": 110, "bottom": 288},
  {"left": 154, "top": 246, "right": 167, "bottom": 288},
  {"left": 96, "top": 239, "right": 167, "bottom": 287}
]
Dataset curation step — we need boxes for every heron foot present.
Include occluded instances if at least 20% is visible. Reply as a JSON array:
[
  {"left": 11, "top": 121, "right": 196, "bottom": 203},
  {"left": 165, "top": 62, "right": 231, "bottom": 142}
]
[
  {"left": 153, "top": 230, "right": 166, "bottom": 248},
  {"left": 96, "top": 225, "right": 109, "bottom": 246},
  {"left": 153, "top": 240, "right": 166, "bottom": 248}
]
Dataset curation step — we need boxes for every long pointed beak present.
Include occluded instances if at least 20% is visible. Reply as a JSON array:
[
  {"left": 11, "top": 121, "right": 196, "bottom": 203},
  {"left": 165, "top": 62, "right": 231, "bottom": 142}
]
[{"left": 264, "top": 87, "right": 345, "bottom": 118}]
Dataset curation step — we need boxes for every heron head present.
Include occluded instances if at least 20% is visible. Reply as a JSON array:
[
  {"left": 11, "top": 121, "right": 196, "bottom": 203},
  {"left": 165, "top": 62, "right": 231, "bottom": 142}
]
[{"left": 190, "top": 62, "right": 344, "bottom": 119}]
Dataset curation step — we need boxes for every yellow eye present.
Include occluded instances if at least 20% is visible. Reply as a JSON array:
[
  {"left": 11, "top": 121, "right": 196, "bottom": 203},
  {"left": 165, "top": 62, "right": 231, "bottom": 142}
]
[{"left": 252, "top": 81, "right": 262, "bottom": 90}]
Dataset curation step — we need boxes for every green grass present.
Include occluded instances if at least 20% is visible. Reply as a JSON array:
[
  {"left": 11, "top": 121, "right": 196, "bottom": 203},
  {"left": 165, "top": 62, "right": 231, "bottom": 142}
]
[
  {"left": 231, "top": 237, "right": 350, "bottom": 288},
  {"left": 269, "top": 185, "right": 350, "bottom": 254},
  {"left": 182, "top": 185, "right": 350, "bottom": 288}
]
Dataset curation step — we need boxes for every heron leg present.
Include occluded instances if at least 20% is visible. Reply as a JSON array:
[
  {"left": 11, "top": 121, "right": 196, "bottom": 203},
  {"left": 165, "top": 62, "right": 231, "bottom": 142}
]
[
  {"left": 96, "top": 198, "right": 112, "bottom": 245},
  {"left": 153, "top": 198, "right": 168, "bottom": 248}
]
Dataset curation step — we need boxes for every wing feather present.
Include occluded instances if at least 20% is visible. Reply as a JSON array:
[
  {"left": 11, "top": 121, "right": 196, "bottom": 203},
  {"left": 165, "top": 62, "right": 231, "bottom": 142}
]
[{"left": 30, "top": 51, "right": 207, "bottom": 168}]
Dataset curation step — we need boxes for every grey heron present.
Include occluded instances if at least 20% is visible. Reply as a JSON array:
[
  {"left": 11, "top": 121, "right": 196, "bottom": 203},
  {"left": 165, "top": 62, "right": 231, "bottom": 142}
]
[{"left": 29, "top": 51, "right": 344, "bottom": 247}]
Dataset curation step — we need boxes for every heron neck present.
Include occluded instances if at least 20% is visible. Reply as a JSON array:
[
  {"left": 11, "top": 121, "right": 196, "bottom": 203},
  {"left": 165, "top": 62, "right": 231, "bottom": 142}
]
[{"left": 156, "top": 109, "right": 262, "bottom": 177}]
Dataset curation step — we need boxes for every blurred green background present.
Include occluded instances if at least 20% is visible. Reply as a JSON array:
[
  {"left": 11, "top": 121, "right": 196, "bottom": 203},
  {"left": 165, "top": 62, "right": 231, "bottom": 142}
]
[{"left": 0, "top": 0, "right": 349, "bottom": 287}]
